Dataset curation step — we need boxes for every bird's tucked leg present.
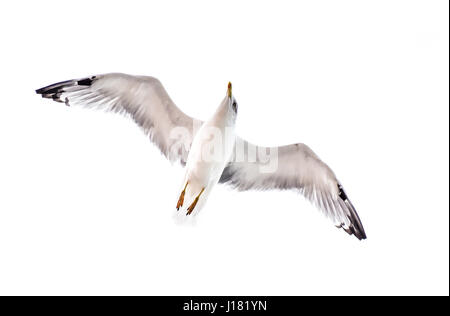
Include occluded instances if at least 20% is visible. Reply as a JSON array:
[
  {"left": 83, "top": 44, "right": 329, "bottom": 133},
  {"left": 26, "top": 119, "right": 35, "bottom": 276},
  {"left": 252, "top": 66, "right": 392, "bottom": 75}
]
[
  {"left": 186, "top": 187, "right": 205, "bottom": 216},
  {"left": 176, "top": 181, "right": 189, "bottom": 211}
]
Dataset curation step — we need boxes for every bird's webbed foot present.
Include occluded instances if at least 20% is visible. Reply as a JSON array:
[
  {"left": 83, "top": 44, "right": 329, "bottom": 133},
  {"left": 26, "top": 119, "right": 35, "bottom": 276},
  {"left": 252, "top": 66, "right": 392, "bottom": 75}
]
[
  {"left": 186, "top": 187, "right": 205, "bottom": 216},
  {"left": 176, "top": 181, "right": 189, "bottom": 211}
]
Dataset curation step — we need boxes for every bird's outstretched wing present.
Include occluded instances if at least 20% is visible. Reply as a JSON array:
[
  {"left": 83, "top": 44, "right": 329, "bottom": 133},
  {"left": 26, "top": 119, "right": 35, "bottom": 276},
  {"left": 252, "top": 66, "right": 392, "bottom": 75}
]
[
  {"left": 220, "top": 139, "right": 367, "bottom": 240},
  {"left": 36, "top": 73, "right": 200, "bottom": 164}
]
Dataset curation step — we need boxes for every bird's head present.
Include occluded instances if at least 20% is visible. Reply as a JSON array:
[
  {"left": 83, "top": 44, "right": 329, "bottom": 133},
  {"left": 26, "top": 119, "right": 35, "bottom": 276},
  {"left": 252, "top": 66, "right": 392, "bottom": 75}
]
[
  {"left": 227, "top": 82, "right": 238, "bottom": 114},
  {"left": 216, "top": 82, "right": 238, "bottom": 125}
]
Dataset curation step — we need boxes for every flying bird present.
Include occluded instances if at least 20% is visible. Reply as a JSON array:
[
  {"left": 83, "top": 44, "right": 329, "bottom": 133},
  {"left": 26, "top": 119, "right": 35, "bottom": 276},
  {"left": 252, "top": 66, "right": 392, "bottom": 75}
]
[{"left": 36, "top": 73, "right": 366, "bottom": 240}]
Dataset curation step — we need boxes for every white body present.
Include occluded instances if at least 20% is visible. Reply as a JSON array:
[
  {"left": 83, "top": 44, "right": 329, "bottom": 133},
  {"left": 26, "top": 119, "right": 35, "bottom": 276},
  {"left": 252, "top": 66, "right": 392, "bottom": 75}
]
[{"left": 175, "top": 94, "right": 237, "bottom": 218}]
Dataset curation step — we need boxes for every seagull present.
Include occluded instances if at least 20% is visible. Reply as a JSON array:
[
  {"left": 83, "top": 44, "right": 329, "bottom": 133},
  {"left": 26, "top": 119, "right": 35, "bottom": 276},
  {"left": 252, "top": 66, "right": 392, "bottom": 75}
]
[
  {"left": 175, "top": 82, "right": 237, "bottom": 217},
  {"left": 36, "top": 73, "right": 367, "bottom": 240}
]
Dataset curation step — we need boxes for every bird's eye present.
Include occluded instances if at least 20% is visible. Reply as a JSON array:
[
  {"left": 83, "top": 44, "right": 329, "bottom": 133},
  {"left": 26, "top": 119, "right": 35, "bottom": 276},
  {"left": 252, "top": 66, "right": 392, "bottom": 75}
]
[{"left": 232, "top": 101, "right": 237, "bottom": 109}]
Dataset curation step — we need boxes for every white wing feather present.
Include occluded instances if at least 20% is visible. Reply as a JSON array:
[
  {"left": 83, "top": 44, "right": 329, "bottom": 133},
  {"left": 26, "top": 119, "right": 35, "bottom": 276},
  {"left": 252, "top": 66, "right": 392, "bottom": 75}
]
[
  {"left": 219, "top": 140, "right": 366, "bottom": 240},
  {"left": 36, "top": 73, "right": 199, "bottom": 164}
]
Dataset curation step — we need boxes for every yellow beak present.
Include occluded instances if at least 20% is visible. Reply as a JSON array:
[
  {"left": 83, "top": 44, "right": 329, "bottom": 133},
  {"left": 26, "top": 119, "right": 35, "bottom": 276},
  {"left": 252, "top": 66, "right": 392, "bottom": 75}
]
[{"left": 227, "top": 82, "right": 232, "bottom": 98}]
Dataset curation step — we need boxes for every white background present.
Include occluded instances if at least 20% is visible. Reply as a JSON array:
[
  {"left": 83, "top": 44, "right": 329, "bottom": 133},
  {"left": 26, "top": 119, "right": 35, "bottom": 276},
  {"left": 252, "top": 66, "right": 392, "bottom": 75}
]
[{"left": 0, "top": 1, "right": 448, "bottom": 296}]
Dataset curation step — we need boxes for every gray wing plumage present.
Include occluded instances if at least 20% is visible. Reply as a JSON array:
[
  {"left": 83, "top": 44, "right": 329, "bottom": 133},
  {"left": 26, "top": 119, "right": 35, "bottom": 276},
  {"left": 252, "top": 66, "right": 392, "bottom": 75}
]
[
  {"left": 36, "top": 73, "right": 366, "bottom": 240},
  {"left": 36, "top": 73, "right": 199, "bottom": 164},
  {"left": 220, "top": 139, "right": 367, "bottom": 240}
]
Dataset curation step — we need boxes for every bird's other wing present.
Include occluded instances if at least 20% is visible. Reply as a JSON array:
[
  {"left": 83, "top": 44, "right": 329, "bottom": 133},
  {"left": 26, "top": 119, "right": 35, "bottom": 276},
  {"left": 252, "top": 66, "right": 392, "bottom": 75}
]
[
  {"left": 219, "top": 138, "right": 366, "bottom": 240},
  {"left": 36, "top": 73, "right": 200, "bottom": 164}
]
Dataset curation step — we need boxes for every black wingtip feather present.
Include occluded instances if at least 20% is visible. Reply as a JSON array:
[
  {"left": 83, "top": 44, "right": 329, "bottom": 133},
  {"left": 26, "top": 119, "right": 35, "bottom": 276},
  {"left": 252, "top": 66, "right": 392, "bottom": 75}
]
[
  {"left": 337, "top": 183, "right": 367, "bottom": 241},
  {"left": 36, "top": 76, "right": 97, "bottom": 103},
  {"left": 348, "top": 202, "right": 367, "bottom": 240},
  {"left": 77, "top": 77, "right": 95, "bottom": 86},
  {"left": 35, "top": 79, "right": 74, "bottom": 95},
  {"left": 338, "top": 183, "right": 348, "bottom": 201}
]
